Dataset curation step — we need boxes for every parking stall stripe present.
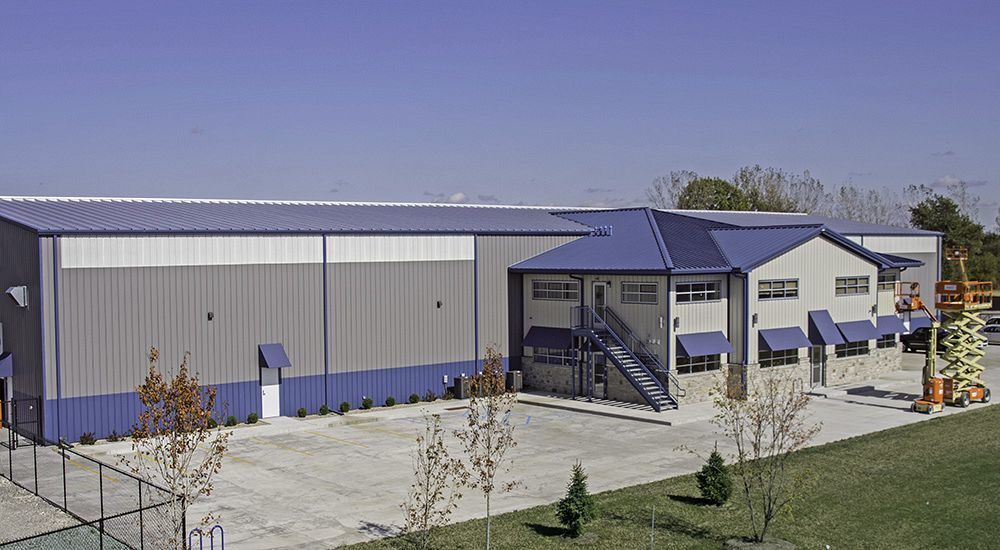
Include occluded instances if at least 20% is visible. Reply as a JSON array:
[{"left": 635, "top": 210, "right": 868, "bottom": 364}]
[
  {"left": 252, "top": 436, "right": 315, "bottom": 456},
  {"left": 304, "top": 431, "right": 369, "bottom": 448}
]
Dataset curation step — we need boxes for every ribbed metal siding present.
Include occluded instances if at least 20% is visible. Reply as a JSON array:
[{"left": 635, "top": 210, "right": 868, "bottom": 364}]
[
  {"left": 728, "top": 274, "right": 746, "bottom": 364},
  {"left": 854, "top": 235, "right": 938, "bottom": 254},
  {"left": 56, "top": 236, "right": 325, "bottom": 399},
  {"left": 327, "top": 257, "right": 475, "bottom": 372},
  {"left": 749, "top": 237, "right": 877, "bottom": 361},
  {"left": 0, "top": 220, "right": 43, "bottom": 402},
  {"left": 669, "top": 274, "right": 730, "bottom": 369},
  {"left": 41, "top": 238, "right": 57, "bottom": 399},
  {"left": 475, "top": 235, "right": 578, "bottom": 356},
  {"left": 523, "top": 274, "right": 579, "bottom": 329}
]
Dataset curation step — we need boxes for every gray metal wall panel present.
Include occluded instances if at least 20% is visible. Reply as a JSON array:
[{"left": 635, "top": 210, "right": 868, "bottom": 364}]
[
  {"left": 728, "top": 274, "right": 746, "bottom": 365},
  {"left": 0, "top": 221, "right": 43, "bottom": 400},
  {"left": 57, "top": 263, "right": 325, "bottom": 397},
  {"left": 41, "top": 237, "right": 57, "bottom": 399},
  {"left": 327, "top": 260, "right": 475, "bottom": 372},
  {"left": 475, "top": 235, "right": 578, "bottom": 357}
]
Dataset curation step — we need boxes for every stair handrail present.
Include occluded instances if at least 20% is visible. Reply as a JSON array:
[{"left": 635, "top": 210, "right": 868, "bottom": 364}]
[
  {"left": 571, "top": 305, "right": 674, "bottom": 404},
  {"left": 601, "top": 306, "right": 685, "bottom": 399}
]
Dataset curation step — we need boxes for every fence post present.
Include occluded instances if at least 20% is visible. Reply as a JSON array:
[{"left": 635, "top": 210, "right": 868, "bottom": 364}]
[
  {"left": 61, "top": 441, "right": 68, "bottom": 511},
  {"left": 99, "top": 462, "right": 105, "bottom": 550},
  {"left": 32, "top": 439, "right": 38, "bottom": 495},
  {"left": 139, "top": 481, "right": 144, "bottom": 549}
]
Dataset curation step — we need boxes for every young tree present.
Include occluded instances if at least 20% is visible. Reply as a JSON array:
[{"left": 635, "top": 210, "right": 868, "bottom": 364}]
[
  {"left": 695, "top": 445, "right": 733, "bottom": 506},
  {"left": 130, "top": 348, "right": 230, "bottom": 548},
  {"left": 712, "top": 371, "right": 820, "bottom": 542},
  {"left": 454, "top": 346, "right": 518, "bottom": 550},
  {"left": 401, "top": 414, "right": 462, "bottom": 550},
  {"left": 556, "top": 461, "right": 595, "bottom": 538}
]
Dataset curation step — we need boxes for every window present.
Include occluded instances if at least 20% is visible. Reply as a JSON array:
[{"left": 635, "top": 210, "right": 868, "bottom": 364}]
[
  {"left": 675, "top": 354, "right": 721, "bottom": 375},
  {"left": 758, "top": 349, "right": 799, "bottom": 368},
  {"left": 877, "top": 334, "right": 897, "bottom": 349},
  {"left": 758, "top": 279, "right": 798, "bottom": 300},
  {"left": 531, "top": 347, "right": 576, "bottom": 367},
  {"left": 622, "top": 282, "right": 658, "bottom": 304},
  {"left": 532, "top": 280, "right": 579, "bottom": 301},
  {"left": 835, "top": 276, "right": 870, "bottom": 296},
  {"left": 878, "top": 272, "right": 898, "bottom": 291},
  {"left": 676, "top": 281, "right": 722, "bottom": 303},
  {"left": 835, "top": 340, "right": 870, "bottom": 357}
]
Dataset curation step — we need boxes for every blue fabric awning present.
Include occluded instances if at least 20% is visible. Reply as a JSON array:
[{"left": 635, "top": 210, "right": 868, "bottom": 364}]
[
  {"left": 0, "top": 352, "right": 11, "bottom": 378},
  {"left": 676, "top": 331, "right": 734, "bottom": 358},
  {"left": 759, "top": 327, "right": 812, "bottom": 351},
  {"left": 523, "top": 326, "right": 573, "bottom": 349},
  {"left": 836, "top": 320, "right": 881, "bottom": 343},
  {"left": 808, "top": 310, "right": 845, "bottom": 346},
  {"left": 909, "top": 316, "right": 932, "bottom": 331},
  {"left": 876, "top": 315, "right": 907, "bottom": 335},
  {"left": 258, "top": 343, "right": 292, "bottom": 369}
]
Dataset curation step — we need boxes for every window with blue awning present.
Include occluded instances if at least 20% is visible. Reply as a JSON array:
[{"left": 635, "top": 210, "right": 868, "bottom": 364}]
[
  {"left": 836, "top": 320, "right": 881, "bottom": 343},
  {"left": 676, "top": 331, "right": 734, "bottom": 357},
  {"left": 758, "top": 327, "right": 812, "bottom": 351},
  {"left": 0, "top": 352, "right": 12, "bottom": 378},
  {"left": 522, "top": 326, "right": 573, "bottom": 349}
]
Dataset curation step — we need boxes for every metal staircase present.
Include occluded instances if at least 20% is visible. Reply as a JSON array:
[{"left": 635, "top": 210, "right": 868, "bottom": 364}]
[{"left": 571, "top": 305, "right": 682, "bottom": 411}]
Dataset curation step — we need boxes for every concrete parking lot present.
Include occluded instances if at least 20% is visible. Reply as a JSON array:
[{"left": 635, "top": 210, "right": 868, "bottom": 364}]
[{"left": 77, "top": 347, "right": 1000, "bottom": 550}]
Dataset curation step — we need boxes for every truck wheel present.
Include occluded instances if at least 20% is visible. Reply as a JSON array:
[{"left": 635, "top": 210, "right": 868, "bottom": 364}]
[
  {"left": 959, "top": 392, "right": 971, "bottom": 408},
  {"left": 910, "top": 402, "right": 917, "bottom": 413},
  {"left": 984, "top": 388, "right": 992, "bottom": 403}
]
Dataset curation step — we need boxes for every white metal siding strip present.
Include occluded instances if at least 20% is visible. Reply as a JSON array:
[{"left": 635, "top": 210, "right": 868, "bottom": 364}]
[
  {"left": 325, "top": 235, "right": 474, "bottom": 263},
  {"left": 61, "top": 236, "right": 323, "bottom": 268}
]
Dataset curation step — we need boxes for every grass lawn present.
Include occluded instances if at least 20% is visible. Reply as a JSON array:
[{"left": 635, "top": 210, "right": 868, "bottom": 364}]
[{"left": 345, "top": 405, "right": 1000, "bottom": 549}]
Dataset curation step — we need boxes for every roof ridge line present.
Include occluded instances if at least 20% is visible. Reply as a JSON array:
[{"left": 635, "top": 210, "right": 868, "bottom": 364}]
[{"left": 643, "top": 208, "right": 674, "bottom": 270}]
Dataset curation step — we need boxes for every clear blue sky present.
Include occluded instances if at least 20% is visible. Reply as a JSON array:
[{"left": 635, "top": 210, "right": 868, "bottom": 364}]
[{"left": 2, "top": 1, "right": 998, "bottom": 220}]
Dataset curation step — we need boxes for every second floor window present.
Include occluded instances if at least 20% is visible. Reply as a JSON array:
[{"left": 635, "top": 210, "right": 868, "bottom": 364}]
[
  {"left": 759, "top": 279, "right": 798, "bottom": 300},
  {"left": 836, "top": 276, "right": 870, "bottom": 296},
  {"left": 532, "top": 280, "right": 579, "bottom": 301},
  {"left": 877, "top": 272, "right": 898, "bottom": 291},
  {"left": 622, "top": 282, "right": 658, "bottom": 304},
  {"left": 676, "top": 281, "right": 721, "bottom": 303}
]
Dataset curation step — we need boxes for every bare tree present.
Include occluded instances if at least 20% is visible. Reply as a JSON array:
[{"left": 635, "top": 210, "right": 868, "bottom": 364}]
[
  {"left": 712, "top": 371, "right": 820, "bottom": 543},
  {"left": 828, "top": 185, "right": 907, "bottom": 226},
  {"left": 646, "top": 170, "right": 698, "bottom": 209},
  {"left": 129, "top": 348, "right": 230, "bottom": 548},
  {"left": 401, "top": 414, "right": 462, "bottom": 550},
  {"left": 454, "top": 346, "right": 519, "bottom": 550}
]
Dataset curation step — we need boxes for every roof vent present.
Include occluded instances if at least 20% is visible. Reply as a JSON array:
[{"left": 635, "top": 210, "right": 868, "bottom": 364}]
[{"left": 590, "top": 225, "right": 614, "bottom": 237}]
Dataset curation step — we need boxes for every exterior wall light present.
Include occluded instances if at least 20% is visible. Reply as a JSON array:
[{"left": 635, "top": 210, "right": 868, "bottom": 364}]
[
  {"left": 752, "top": 313, "right": 759, "bottom": 326},
  {"left": 5, "top": 286, "right": 27, "bottom": 308}
]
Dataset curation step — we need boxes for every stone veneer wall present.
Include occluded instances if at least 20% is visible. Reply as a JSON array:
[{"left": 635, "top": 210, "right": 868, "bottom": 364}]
[
  {"left": 522, "top": 360, "right": 576, "bottom": 395},
  {"left": 826, "top": 343, "right": 902, "bottom": 387}
]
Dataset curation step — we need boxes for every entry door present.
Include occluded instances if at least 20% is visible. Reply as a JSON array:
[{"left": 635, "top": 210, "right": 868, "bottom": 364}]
[
  {"left": 260, "top": 368, "right": 281, "bottom": 418},
  {"left": 809, "top": 346, "right": 826, "bottom": 386},
  {"left": 592, "top": 282, "right": 609, "bottom": 326}
]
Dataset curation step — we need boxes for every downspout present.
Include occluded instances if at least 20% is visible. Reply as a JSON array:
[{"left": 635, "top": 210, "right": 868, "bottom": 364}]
[
  {"left": 52, "top": 235, "right": 63, "bottom": 442},
  {"left": 569, "top": 274, "right": 584, "bottom": 397},
  {"left": 474, "top": 237, "right": 480, "bottom": 369},
  {"left": 322, "top": 235, "right": 329, "bottom": 408},
  {"left": 665, "top": 272, "right": 672, "bottom": 379}
]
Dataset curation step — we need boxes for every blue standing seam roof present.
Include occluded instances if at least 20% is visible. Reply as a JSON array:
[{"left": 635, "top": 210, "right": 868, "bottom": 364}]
[
  {"left": 876, "top": 315, "right": 907, "bottom": 335},
  {"left": 808, "top": 310, "right": 846, "bottom": 346},
  {"left": 666, "top": 210, "right": 942, "bottom": 237},
  {"left": 758, "top": 327, "right": 812, "bottom": 351},
  {"left": 0, "top": 198, "right": 593, "bottom": 235},
  {"left": 0, "top": 352, "right": 12, "bottom": 378},
  {"left": 878, "top": 252, "right": 924, "bottom": 268},
  {"left": 836, "top": 320, "right": 881, "bottom": 343},
  {"left": 522, "top": 326, "right": 573, "bottom": 349},
  {"left": 259, "top": 343, "right": 292, "bottom": 369},
  {"left": 676, "top": 331, "right": 734, "bottom": 357}
]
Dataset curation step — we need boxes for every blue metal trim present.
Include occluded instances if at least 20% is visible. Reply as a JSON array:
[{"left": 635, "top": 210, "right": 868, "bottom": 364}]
[
  {"left": 473, "top": 237, "right": 480, "bottom": 367},
  {"left": 643, "top": 208, "right": 674, "bottom": 269},
  {"left": 322, "top": 235, "right": 330, "bottom": 408},
  {"left": 30, "top": 229, "right": 591, "bottom": 237},
  {"left": 36, "top": 236, "right": 48, "bottom": 437},
  {"left": 52, "top": 235, "right": 63, "bottom": 441},
  {"left": 665, "top": 273, "right": 672, "bottom": 370}
]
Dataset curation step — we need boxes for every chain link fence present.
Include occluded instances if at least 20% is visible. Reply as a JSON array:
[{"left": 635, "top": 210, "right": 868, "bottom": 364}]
[{"left": 1, "top": 398, "right": 183, "bottom": 549}]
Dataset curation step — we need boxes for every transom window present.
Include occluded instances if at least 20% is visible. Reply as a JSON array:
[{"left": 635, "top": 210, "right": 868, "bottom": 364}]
[
  {"left": 675, "top": 354, "right": 721, "bottom": 375},
  {"left": 758, "top": 349, "right": 799, "bottom": 368},
  {"left": 758, "top": 279, "right": 798, "bottom": 300},
  {"left": 835, "top": 276, "right": 870, "bottom": 296},
  {"left": 876, "top": 334, "right": 897, "bottom": 349},
  {"left": 532, "top": 280, "right": 580, "bottom": 301},
  {"left": 622, "top": 282, "right": 658, "bottom": 304},
  {"left": 676, "top": 281, "right": 722, "bottom": 303},
  {"left": 530, "top": 347, "right": 576, "bottom": 367},
  {"left": 877, "top": 272, "right": 898, "bottom": 291},
  {"left": 835, "top": 340, "right": 870, "bottom": 357}
]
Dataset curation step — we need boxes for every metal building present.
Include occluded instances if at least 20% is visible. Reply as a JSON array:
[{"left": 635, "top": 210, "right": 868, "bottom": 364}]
[{"left": 0, "top": 198, "right": 940, "bottom": 441}]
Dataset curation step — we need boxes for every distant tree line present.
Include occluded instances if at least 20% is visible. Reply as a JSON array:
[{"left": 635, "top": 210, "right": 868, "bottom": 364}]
[{"left": 647, "top": 165, "right": 1000, "bottom": 284}]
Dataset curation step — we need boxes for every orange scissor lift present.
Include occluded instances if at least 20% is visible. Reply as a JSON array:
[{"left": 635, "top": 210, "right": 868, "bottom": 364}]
[{"left": 898, "top": 247, "right": 992, "bottom": 414}]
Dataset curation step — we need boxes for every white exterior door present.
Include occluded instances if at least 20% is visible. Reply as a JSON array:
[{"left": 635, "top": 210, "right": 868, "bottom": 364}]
[{"left": 260, "top": 368, "right": 281, "bottom": 418}]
